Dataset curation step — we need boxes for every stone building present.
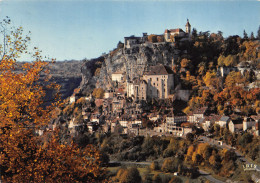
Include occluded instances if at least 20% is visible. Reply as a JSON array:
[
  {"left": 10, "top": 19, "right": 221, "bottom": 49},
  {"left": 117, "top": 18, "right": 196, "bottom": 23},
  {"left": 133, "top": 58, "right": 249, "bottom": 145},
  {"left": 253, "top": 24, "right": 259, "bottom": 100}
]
[
  {"left": 124, "top": 33, "right": 148, "bottom": 49},
  {"left": 164, "top": 19, "right": 191, "bottom": 42},
  {"left": 143, "top": 64, "right": 174, "bottom": 99},
  {"left": 229, "top": 119, "right": 243, "bottom": 133},
  {"left": 166, "top": 109, "right": 187, "bottom": 125},
  {"left": 126, "top": 78, "right": 147, "bottom": 100},
  {"left": 243, "top": 117, "right": 256, "bottom": 131},
  {"left": 112, "top": 72, "right": 125, "bottom": 82},
  {"left": 216, "top": 115, "right": 230, "bottom": 128}
]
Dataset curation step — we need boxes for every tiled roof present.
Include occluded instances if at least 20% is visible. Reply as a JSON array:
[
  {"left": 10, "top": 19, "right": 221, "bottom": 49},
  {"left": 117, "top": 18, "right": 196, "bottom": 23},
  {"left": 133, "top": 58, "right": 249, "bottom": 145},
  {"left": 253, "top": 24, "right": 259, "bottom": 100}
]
[
  {"left": 145, "top": 64, "right": 174, "bottom": 75},
  {"left": 165, "top": 28, "right": 184, "bottom": 34}
]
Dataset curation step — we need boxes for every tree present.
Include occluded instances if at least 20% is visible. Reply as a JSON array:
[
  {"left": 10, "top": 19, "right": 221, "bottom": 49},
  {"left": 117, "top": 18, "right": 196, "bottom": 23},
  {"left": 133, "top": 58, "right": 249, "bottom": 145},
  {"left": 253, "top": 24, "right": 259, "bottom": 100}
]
[
  {"left": 148, "top": 34, "right": 158, "bottom": 43},
  {"left": 92, "top": 88, "right": 105, "bottom": 99},
  {"left": 250, "top": 32, "right": 255, "bottom": 40},
  {"left": 152, "top": 173, "right": 162, "bottom": 183},
  {"left": 225, "top": 71, "right": 246, "bottom": 88},
  {"left": 150, "top": 161, "right": 160, "bottom": 171},
  {"left": 161, "top": 158, "right": 175, "bottom": 172},
  {"left": 168, "top": 176, "right": 182, "bottom": 183},
  {"left": 180, "top": 58, "right": 191, "bottom": 69},
  {"left": 119, "top": 167, "right": 142, "bottom": 183},
  {"left": 191, "top": 28, "right": 198, "bottom": 40},
  {"left": 257, "top": 26, "right": 260, "bottom": 39},
  {"left": 0, "top": 19, "right": 106, "bottom": 182},
  {"left": 217, "top": 55, "right": 225, "bottom": 66},
  {"left": 186, "top": 133, "right": 194, "bottom": 142},
  {"left": 203, "top": 71, "right": 220, "bottom": 90},
  {"left": 243, "top": 30, "right": 248, "bottom": 39},
  {"left": 223, "top": 55, "right": 237, "bottom": 67}
]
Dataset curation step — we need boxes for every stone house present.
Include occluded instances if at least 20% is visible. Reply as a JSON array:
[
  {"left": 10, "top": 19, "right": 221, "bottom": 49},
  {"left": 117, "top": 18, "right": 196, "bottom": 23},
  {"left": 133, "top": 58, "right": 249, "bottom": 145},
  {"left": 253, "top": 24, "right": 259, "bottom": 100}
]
[
  {"left": 229, "top": 119, "right": 243, "bottom": 133},
  {"left": 188, "top": 107, "right": 208, "bottom": 123},
  {"left": 127, "top": 78, "right": 147, "bottom": 100},
  {"left": 243, "top": 117, "right": 256, "bottom": 131},
  {"left": 154, "top": 122, "right": 167, "bottom": 133},
  {"left": 216, "top": 116, "right": 230, "bottom": 128},
  {"left": 112, "top": 98, "right": 125, "bottom": 114},
  {"left": 201, "top": 115, "right": 221, "bottom": 131},
  {"left": 166, "top": 109, "right": 187, "bottom": 125}
]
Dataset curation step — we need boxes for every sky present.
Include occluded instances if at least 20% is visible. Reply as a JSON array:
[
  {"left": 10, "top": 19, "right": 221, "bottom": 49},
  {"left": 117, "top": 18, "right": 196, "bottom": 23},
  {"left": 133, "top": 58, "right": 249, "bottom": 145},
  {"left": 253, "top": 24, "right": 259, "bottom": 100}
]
[{"left": 0, "top": 0, "right": 259, "bottom": 61}]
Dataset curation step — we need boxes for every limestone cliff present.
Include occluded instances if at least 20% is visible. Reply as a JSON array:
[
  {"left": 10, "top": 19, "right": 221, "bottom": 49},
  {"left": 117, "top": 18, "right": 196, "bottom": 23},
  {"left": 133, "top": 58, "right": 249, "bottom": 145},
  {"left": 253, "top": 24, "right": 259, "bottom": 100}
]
[{"left": 80, "top": 42, "right": 186, "bottom": 93}]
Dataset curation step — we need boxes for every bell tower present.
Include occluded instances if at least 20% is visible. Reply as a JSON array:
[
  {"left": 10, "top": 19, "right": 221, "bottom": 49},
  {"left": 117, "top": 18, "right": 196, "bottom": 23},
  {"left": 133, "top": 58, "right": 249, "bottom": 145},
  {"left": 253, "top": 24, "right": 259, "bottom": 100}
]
[{"left": 185, "top": 19, "right": 191, "bottom": 34}]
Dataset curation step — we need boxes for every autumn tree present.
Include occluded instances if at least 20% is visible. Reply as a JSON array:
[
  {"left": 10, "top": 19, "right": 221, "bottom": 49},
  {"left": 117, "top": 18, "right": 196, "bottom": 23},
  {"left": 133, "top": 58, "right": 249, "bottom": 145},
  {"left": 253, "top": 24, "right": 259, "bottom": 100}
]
[
  {"left": 118, "top": 167, "right": 142, "bottom": 183},
  {"left": 180, "top": 58, "right": 191, "bottom": 69},
  {"left": 148, "top": 34, "right": 158, "bottom": 43},
  {"left": 0, "top": 18, "right": 106, "bottom": 182},
  {"left": 92, "top": 88, "right": 105, "bottom": 99},
  {"left": 224, "top": 71, "right": 246, "bottom": 88}
]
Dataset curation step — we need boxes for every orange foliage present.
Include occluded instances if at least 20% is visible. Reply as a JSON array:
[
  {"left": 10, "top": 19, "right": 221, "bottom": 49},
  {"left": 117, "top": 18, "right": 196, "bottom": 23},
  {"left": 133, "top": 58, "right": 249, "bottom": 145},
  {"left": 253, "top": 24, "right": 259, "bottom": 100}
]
[
  {"left": 0, "top": 22, "right": 106, "bottom": 182},
  {"left": 1, "top": 129, "right": 106, "bottom": 182}
]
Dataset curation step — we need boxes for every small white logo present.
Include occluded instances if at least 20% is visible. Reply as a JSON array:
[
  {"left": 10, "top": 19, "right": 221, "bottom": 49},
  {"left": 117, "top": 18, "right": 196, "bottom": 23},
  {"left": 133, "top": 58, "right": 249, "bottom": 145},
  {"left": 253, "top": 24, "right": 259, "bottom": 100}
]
[{"left": 243, "top": 164, "right": 257, "bottom": 171}]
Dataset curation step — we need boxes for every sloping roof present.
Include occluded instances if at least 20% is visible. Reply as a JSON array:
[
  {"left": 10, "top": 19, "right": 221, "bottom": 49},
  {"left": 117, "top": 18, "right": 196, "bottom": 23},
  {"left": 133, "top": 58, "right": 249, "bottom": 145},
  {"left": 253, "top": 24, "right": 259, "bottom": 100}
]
[
  {"left": 231, "top": 119, "right": 243, "bottom": 125},
  {"left": 145, "top": 64, "right": 174, "bottom": 75},
  {"left": 193, "top": 107, "right": 208, "bottom": 114},
  {"left": 165, "top": 28, "right": 185, "bottom": 34},
  {"left": 219, "top": 116, "right": 230, "bottom": 122}
]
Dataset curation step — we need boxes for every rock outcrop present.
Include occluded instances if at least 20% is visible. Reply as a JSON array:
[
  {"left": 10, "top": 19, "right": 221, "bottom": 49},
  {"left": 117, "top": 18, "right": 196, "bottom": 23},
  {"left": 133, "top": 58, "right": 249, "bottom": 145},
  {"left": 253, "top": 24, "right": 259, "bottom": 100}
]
[{"left": 81, "top": 42, "right": 185, "bottom": 93}]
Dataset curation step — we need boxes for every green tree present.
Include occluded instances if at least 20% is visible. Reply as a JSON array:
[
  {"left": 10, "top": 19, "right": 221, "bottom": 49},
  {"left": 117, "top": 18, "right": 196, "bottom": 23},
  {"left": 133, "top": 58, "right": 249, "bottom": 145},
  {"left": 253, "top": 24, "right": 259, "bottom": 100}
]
[
  {"left": 250, "top": 32, "right": 255, "bottom": 40},
  {"left": 243, "top": 30, "right": 248, "bottom": 39},
  {"left": 257, "top": 26, "right": 260, "bottom": 39}
]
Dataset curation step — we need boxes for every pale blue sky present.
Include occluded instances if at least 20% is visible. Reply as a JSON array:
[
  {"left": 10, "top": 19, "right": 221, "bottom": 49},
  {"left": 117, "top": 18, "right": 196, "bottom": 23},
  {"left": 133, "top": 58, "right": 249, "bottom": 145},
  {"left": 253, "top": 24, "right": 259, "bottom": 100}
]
[{"left": 0, "top": 0, "right": 259, "bottom": 61}]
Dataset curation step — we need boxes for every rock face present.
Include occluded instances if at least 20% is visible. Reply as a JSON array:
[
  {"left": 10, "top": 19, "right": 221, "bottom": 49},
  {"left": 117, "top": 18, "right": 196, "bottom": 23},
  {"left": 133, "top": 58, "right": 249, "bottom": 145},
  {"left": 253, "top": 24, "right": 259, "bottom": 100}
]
[{"left": 81, "top": 42, "right": 183, "bottom": 92}]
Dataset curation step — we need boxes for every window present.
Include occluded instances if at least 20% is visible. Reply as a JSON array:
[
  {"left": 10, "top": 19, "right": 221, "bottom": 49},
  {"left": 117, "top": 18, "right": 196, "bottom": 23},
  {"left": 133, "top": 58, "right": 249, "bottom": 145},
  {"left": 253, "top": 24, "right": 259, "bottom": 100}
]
[{"left": 157, "top": 78, "right": 158, "bottom": 81}]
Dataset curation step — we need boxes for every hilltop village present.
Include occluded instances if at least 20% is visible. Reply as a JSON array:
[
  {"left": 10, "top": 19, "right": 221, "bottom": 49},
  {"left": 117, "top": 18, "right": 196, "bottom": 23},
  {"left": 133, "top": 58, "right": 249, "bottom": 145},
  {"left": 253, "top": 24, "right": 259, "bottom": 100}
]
[
  {"left": 3, "top": 18, "right": 260, "bottom": 183},
  {"left": 47, "top": 20, "right": 260, "bottom": 143}
]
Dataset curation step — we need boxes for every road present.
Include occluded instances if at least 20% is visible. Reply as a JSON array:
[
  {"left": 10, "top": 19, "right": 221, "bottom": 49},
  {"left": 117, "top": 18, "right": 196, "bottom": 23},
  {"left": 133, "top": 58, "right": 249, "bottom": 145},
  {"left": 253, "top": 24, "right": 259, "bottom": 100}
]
[{"left": 199, "top": 169, "right": 224, "bottom": 183}]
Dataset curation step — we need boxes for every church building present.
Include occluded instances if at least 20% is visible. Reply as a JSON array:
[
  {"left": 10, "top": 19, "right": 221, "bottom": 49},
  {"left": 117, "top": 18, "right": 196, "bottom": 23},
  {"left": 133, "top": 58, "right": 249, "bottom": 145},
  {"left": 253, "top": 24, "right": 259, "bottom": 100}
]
[{"left": 164, "top": 19, "right": 191, "bottom": 42}]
